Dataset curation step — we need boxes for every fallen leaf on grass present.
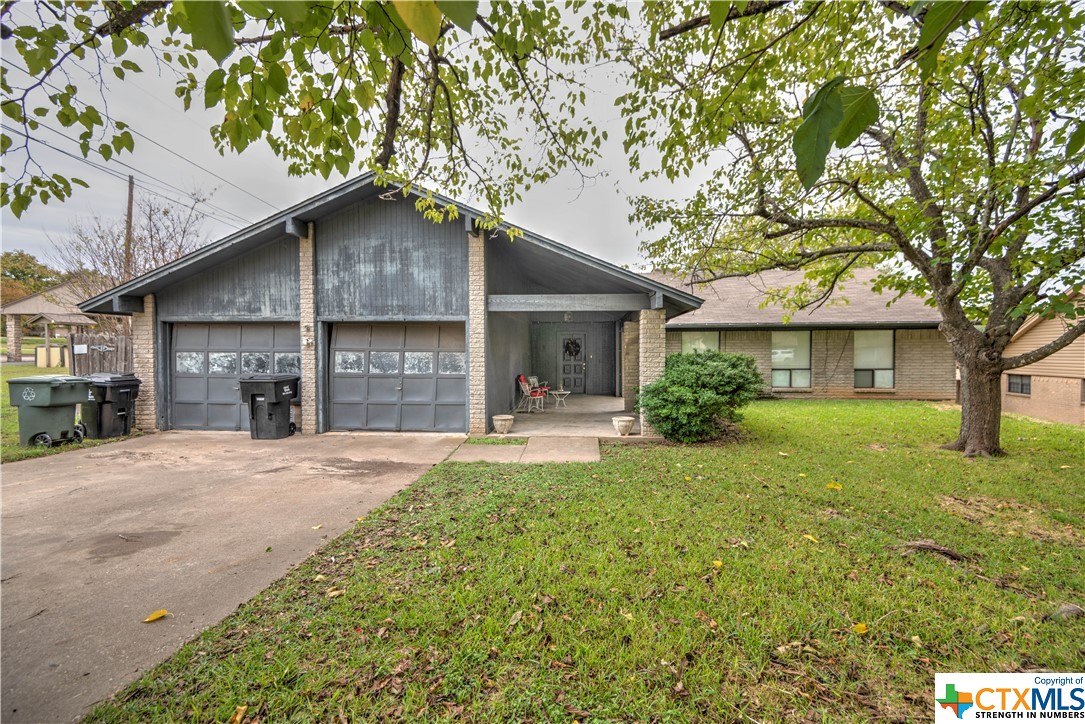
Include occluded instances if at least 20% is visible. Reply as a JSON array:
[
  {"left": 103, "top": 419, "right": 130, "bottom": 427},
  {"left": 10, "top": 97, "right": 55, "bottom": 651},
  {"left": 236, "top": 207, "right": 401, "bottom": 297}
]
[
  {"left": 852, "top": 623, "right": 869, "bottom": 634},
  {"left": 314, "top": 574, "right": 326, "bottom": 582},
  {"left": 1059, "top": 465, "right": 1072, "bottom": 469},
  {"left": 326, "top": 588, "right": 346, "bottom": 598},
  {"left": 694, "top": 610, "right": 718, "bottom": 629},
  {"left": 507, "top": 610, "right": 523, "bottom": 630},
  {"left": 826, "top": 482, "right": 842, "bottom": 490},
  {"left": 778, "top": 451, "right": 789, "bottom": 457},
  {"left": 227, "top": 705, "right": 247, "bottom": 724},
  {"left": 441, "top": 538, "right": 456, "bottom": 548},
  {"left": 798, "top": 473, "right": 807, "bottom": 478},
  {"left": 803, "top": 534, "right": 820, "bottom": 544},
  {"left": 142, "top": 609, "right": 170, "bottom": 623},
  {"left": 712, "top": 560, "right": 723, "bottom": 568}
]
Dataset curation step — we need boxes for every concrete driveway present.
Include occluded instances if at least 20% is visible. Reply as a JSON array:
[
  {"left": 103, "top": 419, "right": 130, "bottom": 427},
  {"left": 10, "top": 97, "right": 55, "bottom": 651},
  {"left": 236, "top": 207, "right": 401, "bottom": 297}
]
[{"left": 1, "top": 431, "right": 463, "bottom": 723}]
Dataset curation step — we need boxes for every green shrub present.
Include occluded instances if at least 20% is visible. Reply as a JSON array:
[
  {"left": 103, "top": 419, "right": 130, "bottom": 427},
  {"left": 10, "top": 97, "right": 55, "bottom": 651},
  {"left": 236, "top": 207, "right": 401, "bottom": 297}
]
[{"left": 636, "top": 351, "right": 764, "bottom": 443}]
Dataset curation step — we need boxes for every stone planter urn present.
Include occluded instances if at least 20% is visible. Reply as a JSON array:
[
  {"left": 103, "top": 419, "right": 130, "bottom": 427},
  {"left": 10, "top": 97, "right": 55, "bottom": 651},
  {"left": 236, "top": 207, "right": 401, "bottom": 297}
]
[
  {"left": 492, "top": 414, "right": 514, "bottom": 435},
  {"left": 612, "top": 416, "right": 635, "bottom": 436}
]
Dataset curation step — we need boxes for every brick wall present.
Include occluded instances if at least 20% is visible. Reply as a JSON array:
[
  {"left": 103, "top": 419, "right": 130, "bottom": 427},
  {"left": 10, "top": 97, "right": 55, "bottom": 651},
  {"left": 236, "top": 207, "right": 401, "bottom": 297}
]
[
  {"left": 468, "top": 233, "right": 487, "bottom": 434},
  {"left": 622, "top": 321, "right": 639, "bottom": 412},
  {"left": 666, "top": 327, "right": 956, "bottom": 400},
  {"left": 6, "top": 314, "right": 22, "bottom": 362},
  {"left": 299, "top": 223, "right": 318, "bottom": 434},
  {"left": 638, "top": 308, "right": 666, "bottom": 435},
  {"left": 666, "top": 330, "right": 681, "bottom": 355},
  {"left": 722, "top": 330, "right": 772, "bottom": 388},
  {"left": 1002, "top": 374, "right": 1085, "bottom": 425},
  {"left": 893, "top": 329, "right": 956, "bottom": 400},
  {"left": 131, "top": 294, "right": 157, "bottom": 430}
]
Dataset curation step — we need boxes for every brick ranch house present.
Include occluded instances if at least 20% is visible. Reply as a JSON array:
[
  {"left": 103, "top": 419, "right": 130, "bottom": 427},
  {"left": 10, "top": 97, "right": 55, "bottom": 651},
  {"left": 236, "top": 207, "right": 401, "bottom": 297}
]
[
  {"left": 79, "top": 174, "right": 703, "bottom": 435},
  {"left": 1000, "top": 294, "right": 1085, "bottom": 425},
  {"left": 649, "top": 269, "right": 957, "bottom": 400}
]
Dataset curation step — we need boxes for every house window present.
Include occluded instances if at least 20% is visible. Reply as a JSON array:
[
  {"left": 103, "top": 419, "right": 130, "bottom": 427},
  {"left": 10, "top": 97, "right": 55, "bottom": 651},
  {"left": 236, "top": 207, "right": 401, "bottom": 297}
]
[
  {"left": 854, "top": 330, "right": 894, "bottom": 388},
  {"left": 771, "top": 330, "right": 811, "bottom": 388},
  {"left": 1007, "top": 374, "right": 1031, "bottom": 395},
  {"left": 682, "top": 330, "right": 720, "bottom": 353}
]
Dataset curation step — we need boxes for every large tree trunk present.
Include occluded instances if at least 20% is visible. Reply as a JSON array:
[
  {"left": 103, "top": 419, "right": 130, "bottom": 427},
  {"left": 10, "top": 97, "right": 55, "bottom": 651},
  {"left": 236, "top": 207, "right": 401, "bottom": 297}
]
[{"left": 942, "top": 355, "right": 1005, "bottom": 457}]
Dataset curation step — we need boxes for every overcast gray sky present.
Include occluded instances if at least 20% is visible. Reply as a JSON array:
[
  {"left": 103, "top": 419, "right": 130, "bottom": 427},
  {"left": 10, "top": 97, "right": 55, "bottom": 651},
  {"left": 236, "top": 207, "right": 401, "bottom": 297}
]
[{"left": 1, "top": 6, "right": 695, "bottom": 273}]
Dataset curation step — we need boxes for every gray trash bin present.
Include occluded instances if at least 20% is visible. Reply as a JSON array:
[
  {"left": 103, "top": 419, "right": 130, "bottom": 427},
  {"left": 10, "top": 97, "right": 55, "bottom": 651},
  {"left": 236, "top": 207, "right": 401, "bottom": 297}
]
[
  {"left": 83, "top": 373, "right": 142, "bottom": 439},
  {"left": 239, "top": 374, "right": 299, "bottom": 439}
]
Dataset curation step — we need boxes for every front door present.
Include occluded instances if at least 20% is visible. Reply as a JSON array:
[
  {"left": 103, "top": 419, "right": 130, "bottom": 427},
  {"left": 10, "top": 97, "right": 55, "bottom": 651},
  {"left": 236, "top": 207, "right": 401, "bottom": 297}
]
[{"left": 560, "top": 334, "right": 586, "bottom": 393}]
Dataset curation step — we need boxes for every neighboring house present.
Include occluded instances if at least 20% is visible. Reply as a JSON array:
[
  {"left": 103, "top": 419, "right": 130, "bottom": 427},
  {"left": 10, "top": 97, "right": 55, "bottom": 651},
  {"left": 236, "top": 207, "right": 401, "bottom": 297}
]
[
  {"left": 1, "top": 282, "right": 102, "bottom": 362},
  {"left": 649, "top": 269, "right": 957, "bottom": 400},
  {"left": 80, "top": 174, "right": 702, "bottom": 435},
  {"left": 1000, "top": 301, "right": 1085, "bottom": 425}
]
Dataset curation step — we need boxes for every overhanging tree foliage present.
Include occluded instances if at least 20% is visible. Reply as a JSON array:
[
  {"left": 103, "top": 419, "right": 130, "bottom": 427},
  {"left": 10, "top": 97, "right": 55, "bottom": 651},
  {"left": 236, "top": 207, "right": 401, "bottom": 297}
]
[
  {"left": 620, "top": 1, "right": 1085, "bottom": 456},
  {"left": 1, "top": 0, "right": 616, "bottom": 224}
]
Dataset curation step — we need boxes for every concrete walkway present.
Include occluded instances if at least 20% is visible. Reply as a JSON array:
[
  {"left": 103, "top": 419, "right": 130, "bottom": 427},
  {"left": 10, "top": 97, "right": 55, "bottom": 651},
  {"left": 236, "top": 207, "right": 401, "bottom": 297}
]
[
  {"left": 1, "top": 431, "right": 463, "bottom": 723},
  {"left": 447, "top": 436, "right": 600, "bottom": 463}
]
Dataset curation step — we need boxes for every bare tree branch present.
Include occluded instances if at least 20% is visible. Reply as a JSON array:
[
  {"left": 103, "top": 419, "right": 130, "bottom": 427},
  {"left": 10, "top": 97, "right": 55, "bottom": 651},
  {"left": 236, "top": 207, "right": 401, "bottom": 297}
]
[
  {"left": 1002, "top": 317, "right": 1085, "bottom": 370},
  {"left": 659, "top": 1, "right": 792, "bottom": 40}
]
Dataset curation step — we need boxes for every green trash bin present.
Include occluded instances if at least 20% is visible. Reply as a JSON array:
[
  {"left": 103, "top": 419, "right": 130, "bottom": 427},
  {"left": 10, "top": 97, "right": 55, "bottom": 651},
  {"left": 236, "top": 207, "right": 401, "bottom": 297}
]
[{"left": 7, "top": 375, "right": 90, "bottom": 446}]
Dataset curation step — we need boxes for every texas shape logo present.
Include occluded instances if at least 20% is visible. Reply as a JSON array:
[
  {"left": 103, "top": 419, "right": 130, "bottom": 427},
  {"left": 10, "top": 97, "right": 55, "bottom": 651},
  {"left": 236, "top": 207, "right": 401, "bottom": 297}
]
[{"left": 938, "top": 683, "right": 975, "bottom": 719}]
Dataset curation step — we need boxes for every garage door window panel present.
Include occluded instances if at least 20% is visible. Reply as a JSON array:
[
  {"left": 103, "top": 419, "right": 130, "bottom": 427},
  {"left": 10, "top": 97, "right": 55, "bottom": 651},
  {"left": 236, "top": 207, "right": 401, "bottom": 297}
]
[
  {"left": 369, "top": 351, "right": 400, "bottom": 374},
  {"left": 438, "top": 352, "right": 466, "bottom": 375},
  {"left": 242, "top": 352, "right": 271, "bottom": 374},
  {"left": 404, "top": 352, "right": 434, "bottom": 375},
  {"left": 176, "top": 352, "right": 205, "bottom": 374},
  {"left": 334, "top": 351, "right": 365, "bottom": 373},
  {"left": 208, "top": 352, "right": 238, "bottom": 375},
  {"left": 275, "top": 352, "right": 301, "bottom": 375}
]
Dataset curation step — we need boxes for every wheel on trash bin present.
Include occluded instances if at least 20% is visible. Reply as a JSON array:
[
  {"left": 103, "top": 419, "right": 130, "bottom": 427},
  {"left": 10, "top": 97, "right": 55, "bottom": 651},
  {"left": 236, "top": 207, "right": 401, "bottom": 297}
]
[
  {"left": 289, "top": 422, "right": 297, "bottom": 436},
  {"left": 30, "top": 432, "right": 52, "bottom": 447},
  {"left": 73, "top": 424, "right": 86, "bottom": 443}
]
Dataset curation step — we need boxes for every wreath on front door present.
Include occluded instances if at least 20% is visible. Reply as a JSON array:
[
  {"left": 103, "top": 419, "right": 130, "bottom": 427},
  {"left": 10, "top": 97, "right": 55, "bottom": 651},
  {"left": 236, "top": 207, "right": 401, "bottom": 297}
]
[{"left": 563, "top": 338, "right": 581, "bottom": 359}]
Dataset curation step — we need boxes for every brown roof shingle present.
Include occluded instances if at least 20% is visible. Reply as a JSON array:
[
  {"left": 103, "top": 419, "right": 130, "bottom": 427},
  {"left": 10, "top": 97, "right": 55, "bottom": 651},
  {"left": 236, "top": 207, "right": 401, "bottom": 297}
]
[{"left": 646, "top": 268, "right": 942, "bottom": 328}]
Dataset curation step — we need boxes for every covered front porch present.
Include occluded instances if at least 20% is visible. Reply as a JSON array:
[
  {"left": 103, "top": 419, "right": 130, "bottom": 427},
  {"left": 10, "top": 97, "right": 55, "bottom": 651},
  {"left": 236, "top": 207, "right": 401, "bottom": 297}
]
[
  {"left": 476, "top": 228, "right": 701, "bottom": 436},
  {"left": 497, "top": 394, "right": 642, "bottom": 437}
]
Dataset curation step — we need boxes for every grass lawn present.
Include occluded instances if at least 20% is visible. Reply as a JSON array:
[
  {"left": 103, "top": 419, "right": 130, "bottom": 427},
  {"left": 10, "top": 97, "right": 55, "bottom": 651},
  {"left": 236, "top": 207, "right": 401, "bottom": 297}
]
[
  {"left": 1, "top": 336, "right": 51, "bottom": 356},
  {"left": 465, "top": 436, "right": 529, "bottom": 445},
  {"left": 87, "top": 401, "right": 1083, "bottom": 722},
  {"left": 1, "top": 363, "right": 135, "bottom": 462}
]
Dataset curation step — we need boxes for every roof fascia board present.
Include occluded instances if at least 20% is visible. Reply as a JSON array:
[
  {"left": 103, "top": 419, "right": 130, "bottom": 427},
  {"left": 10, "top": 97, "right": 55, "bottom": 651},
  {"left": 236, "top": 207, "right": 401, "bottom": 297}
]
[{"left": 666, "top": 322, "right": 942, "bottom": 330}]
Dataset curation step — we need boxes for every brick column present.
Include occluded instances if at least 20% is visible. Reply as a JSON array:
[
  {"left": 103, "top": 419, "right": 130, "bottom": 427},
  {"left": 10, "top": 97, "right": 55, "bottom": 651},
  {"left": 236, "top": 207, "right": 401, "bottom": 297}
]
[
  {"left": 131, "top": 294, "right": 157, "bottom": 430},
  {"left": 5, "top": 314, "right": 22, "bottom": 362},
  {"left": 467, "top": 232, "right": 487, "bottom": 434},
  {"left": 637, "top": 308, "right": 666, "bottom": 436},
  {"left": 299, "top": 223, "right": 318, "bottom": 435},
  {"left": 621, "top": 320, "right": 639, "bottom": 412}
]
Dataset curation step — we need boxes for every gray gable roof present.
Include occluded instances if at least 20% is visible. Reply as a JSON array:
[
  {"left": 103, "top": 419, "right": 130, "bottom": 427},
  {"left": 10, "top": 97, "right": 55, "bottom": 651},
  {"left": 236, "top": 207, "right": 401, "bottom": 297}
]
[
  {"left": 81, "top": 173, "right": 702, "bottom": 316},
  {"left": 649, "top": 268, "right": 942, "bottom": 329}
]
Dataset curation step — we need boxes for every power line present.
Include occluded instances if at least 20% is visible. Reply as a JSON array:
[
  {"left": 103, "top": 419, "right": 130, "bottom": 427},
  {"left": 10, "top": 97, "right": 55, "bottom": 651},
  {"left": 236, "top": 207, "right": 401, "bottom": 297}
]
[
  {"left": 0, "top": 56, "right": 281, "bottom": 213},
  {"left": 3, "top": 124, "right": 246, "bottom": 231},
  {"left": 34, "top": 121, "right": 254, "bottom": 226}
]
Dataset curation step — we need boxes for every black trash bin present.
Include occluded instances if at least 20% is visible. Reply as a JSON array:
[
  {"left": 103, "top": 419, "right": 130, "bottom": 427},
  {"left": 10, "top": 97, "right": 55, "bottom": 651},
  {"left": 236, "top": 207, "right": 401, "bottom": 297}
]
[
  {"left": 239, "top": 374, "right": 299, "bottom": 439},
  {"left": 83, "top": 373, "right": 142, "bottom": 439}
]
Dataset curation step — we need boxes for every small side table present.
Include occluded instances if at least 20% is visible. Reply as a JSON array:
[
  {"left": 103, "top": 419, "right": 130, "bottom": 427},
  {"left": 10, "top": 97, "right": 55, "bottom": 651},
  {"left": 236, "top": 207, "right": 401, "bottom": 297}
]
[{"left": 549, "top": 390, "right": 571, "bottom": 408}]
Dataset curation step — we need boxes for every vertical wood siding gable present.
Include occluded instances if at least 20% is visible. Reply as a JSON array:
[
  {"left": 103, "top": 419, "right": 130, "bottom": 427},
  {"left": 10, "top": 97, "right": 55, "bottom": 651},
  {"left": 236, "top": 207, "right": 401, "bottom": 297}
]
[
  {"left": 316, "top": 197, "right": 468, "bottom": 319},
  {"left": 156, "top": 236, "right": 300, "bottom": 320}
]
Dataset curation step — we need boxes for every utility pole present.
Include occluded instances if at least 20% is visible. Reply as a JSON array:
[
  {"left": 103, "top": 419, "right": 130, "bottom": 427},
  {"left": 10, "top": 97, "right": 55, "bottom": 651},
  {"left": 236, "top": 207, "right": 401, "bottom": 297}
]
[{"left": 123, "top": 174, "right": 134, "bottom": 281}]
